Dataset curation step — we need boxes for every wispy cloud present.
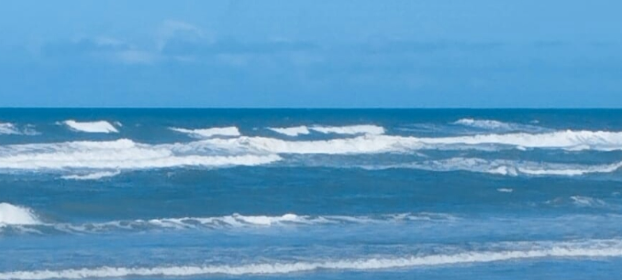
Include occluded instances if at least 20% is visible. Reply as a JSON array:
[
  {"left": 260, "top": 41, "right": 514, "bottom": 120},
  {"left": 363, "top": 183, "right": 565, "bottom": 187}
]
[{"left": 157, "top": 20, "right": 208, "bottom": 51}]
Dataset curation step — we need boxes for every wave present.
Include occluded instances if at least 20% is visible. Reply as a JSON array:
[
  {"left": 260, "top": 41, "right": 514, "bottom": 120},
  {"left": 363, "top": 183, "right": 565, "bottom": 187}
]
[
  {"left": 269, "top": 125, "right": 385, "bottom": 137},
  {"left": 2, "top": 212, "right": 455, "bottom": 234},
  {"left": 570, "top": 196, "right": 609, "bottom": 208},
  {"left": 200, "top": 130, "right": 622, "bottom": 155},
  {"left": 2, "top": 239, "right": 621, "bottom": 279},
  {"left": 453, "top": 118, "right": 547, "bottom": 133},
  {"left": 0, "top": 139, "right": 281, "bottom": 171},
  {"left": 170, "top": 126, "right": 240, "bottom": 138},
  {"left": 309, "top": 125, "right": 385, "bottom": 135},
  {"left": 61, "top": 170, "right": 121, "bottom": 180},
  {"left": 0, "top": 203, "right": 39, "bottom": 226},
  {"left": 63, "top": 120, "right": 119, "bottom": 133},
  {"left": 268, "top": 126, "right": 310, "bottom": 136},
  {"left": 366, "top": 158, "right": 622, "bottom": 177},
  {"left": 0, "top": 123, "right": 39, "bottom": 136},
  {"left": 0, "top": 123, "right": 19, "bottom": 135}
]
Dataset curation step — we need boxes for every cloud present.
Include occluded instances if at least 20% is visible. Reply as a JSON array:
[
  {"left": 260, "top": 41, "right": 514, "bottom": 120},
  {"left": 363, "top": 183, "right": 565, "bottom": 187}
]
[
  {"left": 157, "top": 20, "right": 208, "bottom": 51},
  {"left": 41, "top": 36, "right": 161, "bottom": 64},
  {"left": 43, "top": 37, "right": 132, "bottom": 56},
  {"left": 161, "top": 38, "right": 317, "bottom": 57},
  {"left": 113, "top": 50, "right": 159, "bottom": 64}
]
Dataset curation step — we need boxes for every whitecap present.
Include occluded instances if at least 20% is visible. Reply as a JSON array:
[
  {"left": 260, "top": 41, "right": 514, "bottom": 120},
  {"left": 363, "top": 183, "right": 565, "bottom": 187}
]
[
  {"left": 0, "top": 203, "right": 39, "bottom": 227},
  {"left": 363, "top": 157, "right": 622, "bottom": 177},
  {"left": 170, "top": 126, "right": 240, "bottom": 138},
  {"left": 0, "top": 123, "right": 20, "bottom": 135},
  {"left": 6, "top": 212, "right": 455, "bottom": 234},
  {"left": 0, "top": 122, "right": 39, "bottom": 135},
  {"left": 310, "top": 125, "right": 385, "bottom": 135},
  {"left": 453, "top": 118, "right": 547, "bottom": 133},
  {"left": 61, "top": 170, "right": 121, "bottom": 180},
  {"left": 198, "top": 130, "right": 622, "bottom": 155},
  {"left": 268, "top": 126, "right": 311, "bottom": 137},
  {"left": 63, "top": 120, "right": 119, "bottom": 133},
  {"left": 0, "top": 139, "right": 281, "bottom": 171},
  {"left": 268, "top": 125, "right": 385, "bottom": 137},
  {"left": 570, "top": 196, "right": 609, "bottom": 208}
]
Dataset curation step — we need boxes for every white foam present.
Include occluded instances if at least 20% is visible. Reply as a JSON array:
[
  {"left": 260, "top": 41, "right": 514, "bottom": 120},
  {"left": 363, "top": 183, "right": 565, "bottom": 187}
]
[
  {"left": 453, "top": 118, "right": 546, "bottom": 132},
  {"left": 417, "top": 130, "right": 622, "bottom": 151},
  {"left": 61, "top": 171, "right": 121, "bottom": 180},
  {"left": 0, "top": 123, "right": 19, "bottom": 135},
  {"left": 369, "top": 158, "right": 622, "bottom": 177},
  {"left": 202, "top": 135, "right": 408, "bottom": 154},
  {"left": 0, "top": 139, "right": 281, "bottom": 171},
  {"left": 0, "top": 203, "right": 39, "bottom": 226},
  {"left": 310, "top": 125, "right": 385, "bottom": 135},
  {"left": 0, "top": 123, "right": 38, "bottom": 135},
  {"left": 497, "top": 188, "right": 514, "bottom": 193},
  {"left": 268, "top": 126, "right": 310, "bottom": 137},
  {"left": 268, "top": 125, "right": 384, "bottom": 137},
  {"left": 570, "top": 196, "right": 609, "bottom": 208},
  {"left": 9, "top": 213, "right": 453, "bottom": 233},
  {"left": 197, "top": 130, "right": 622, "bottom": 155},
  {"left": 2, "top": 239, "right": 621, "bottom": 279},
  {"left": 63, "top": 120, "right": 119, "bottom": 133},
  {"left": 170, "top": 126, "right": 240, "bottom": 138}
]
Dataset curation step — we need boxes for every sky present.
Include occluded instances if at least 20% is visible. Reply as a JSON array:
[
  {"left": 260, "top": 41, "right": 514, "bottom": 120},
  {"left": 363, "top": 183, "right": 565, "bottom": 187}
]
[{"left": 1, "top": 0, "right": 621, "bottom": 108}]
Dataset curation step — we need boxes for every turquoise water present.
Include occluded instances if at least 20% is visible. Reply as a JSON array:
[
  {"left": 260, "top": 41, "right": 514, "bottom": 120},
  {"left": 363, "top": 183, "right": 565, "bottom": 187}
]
[{"left": 1, "top": 109, "right": 622, "bottom": 279}]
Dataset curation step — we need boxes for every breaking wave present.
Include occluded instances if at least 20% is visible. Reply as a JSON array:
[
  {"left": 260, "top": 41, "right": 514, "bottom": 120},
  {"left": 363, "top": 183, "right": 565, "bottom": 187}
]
[
  {"left": 200, "top": 130, "right": 622, "bottom": 154},
  {"left": 0, "top": 203, "right": 39, "bottom": 227},
  {"left": 0, "top": 123, "right": 38, "bottom": 135},
  {"left": 2, "top": 239, "right": 621, "bottom": 279},
  {"left": 269, "top": 125, "right": 385, "bottom": 137},
  {"left": 453, "top": 118, "right": 547, "bottom": 133},
  {"left": 570, "top": 196, "right": 610, "bottom": 208},
  {"left": 170, "top": 126, "right": 241, "bottom": 138},
  {"left": 268, "top": 126, "right": 310, "bottom": 136},
  {"left": 308, "top": 125, "right": 385, "bottom": 135},
  {"left": 63, "top": 120, "right": 119, "bottom": 133},
  {"left": 0, "top": 139, "right": 280, "bottom": 171},
  {"left": 366, "top": 158, "right": 622, "bottom": 177},
  {"left": 61, "top": 170, "right": 122, "bottom": 180},
  {"left": 5, "top": 212, "right": 454, "bottom": 234},
  {"left": 0, "top": 123, "right": 20, "bottom": 135}
]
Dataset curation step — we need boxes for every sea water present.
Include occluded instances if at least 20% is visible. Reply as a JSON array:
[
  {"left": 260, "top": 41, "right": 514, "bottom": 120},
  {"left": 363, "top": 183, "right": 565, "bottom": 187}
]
[{"left": 1, "top": 109, "right": 622, "bottom": 279}]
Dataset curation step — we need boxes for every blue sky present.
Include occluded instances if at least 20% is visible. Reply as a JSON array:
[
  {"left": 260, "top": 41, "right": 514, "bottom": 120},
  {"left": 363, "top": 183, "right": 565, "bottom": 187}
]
[{"left": 1, "top": 0, "right": 621, "bottom": 107}]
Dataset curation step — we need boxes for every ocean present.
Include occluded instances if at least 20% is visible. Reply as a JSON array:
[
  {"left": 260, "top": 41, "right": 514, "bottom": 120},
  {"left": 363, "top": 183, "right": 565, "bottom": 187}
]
[{"left": 1, "top": 109, "right": 622, "bottom": 279}]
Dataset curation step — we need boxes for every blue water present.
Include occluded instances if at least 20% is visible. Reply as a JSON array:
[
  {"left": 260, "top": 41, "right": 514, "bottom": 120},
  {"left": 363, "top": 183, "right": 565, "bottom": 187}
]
[{"left": 1, "top": 109, "right": 622, "bottom": 279}]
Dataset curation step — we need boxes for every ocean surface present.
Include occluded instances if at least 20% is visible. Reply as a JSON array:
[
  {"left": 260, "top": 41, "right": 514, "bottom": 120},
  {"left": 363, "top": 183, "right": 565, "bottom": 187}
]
[{"left": 1, "top": 109, "right": 622, "bottom": 280}]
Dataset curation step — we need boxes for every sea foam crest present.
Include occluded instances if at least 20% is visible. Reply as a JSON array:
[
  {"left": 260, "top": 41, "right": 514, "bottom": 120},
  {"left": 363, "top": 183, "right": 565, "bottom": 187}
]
[
  {"left": 0, "top": 123, "right": 20, "bottom": 135},
  {"left": 63, "top": 120, "right": 119, "bottom": 133},
  {"left": 268, "top": 126, "right": 311, "bottom": 136},
  {"left": 61, "top": 171, "right": 122, "bottom": 180},
  {"left": 5, "top": 213, "right": 454, "bottom": 234},
  {"left": 200, "top": 130, "right": 622, "bottom": 154},
  {"left": 0, "top": 139, "right": 280, "bottom": 171},
  {"left": 372, "top": 158, "right": 622, "bottom": 177},
  {"left": 309, "top": 125, "right": 385, "bottom": 135},
  {"left": 269, "top": 125, "right": 385, "bottom": 137},
  {"left": 170, "top": 126, "right": 241, "bottom": 138},
  {"left": 0, "top": 203, "right": 39, "bottom": 227},
  {"left": 0, "top": 123, "right": 38, "bottom": 135},
  {"left": 2, "top": 239, "right": 621, "bottom": 279},
  {"left": 453, "top": 118, "right": 546, "bottom": 133}
]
